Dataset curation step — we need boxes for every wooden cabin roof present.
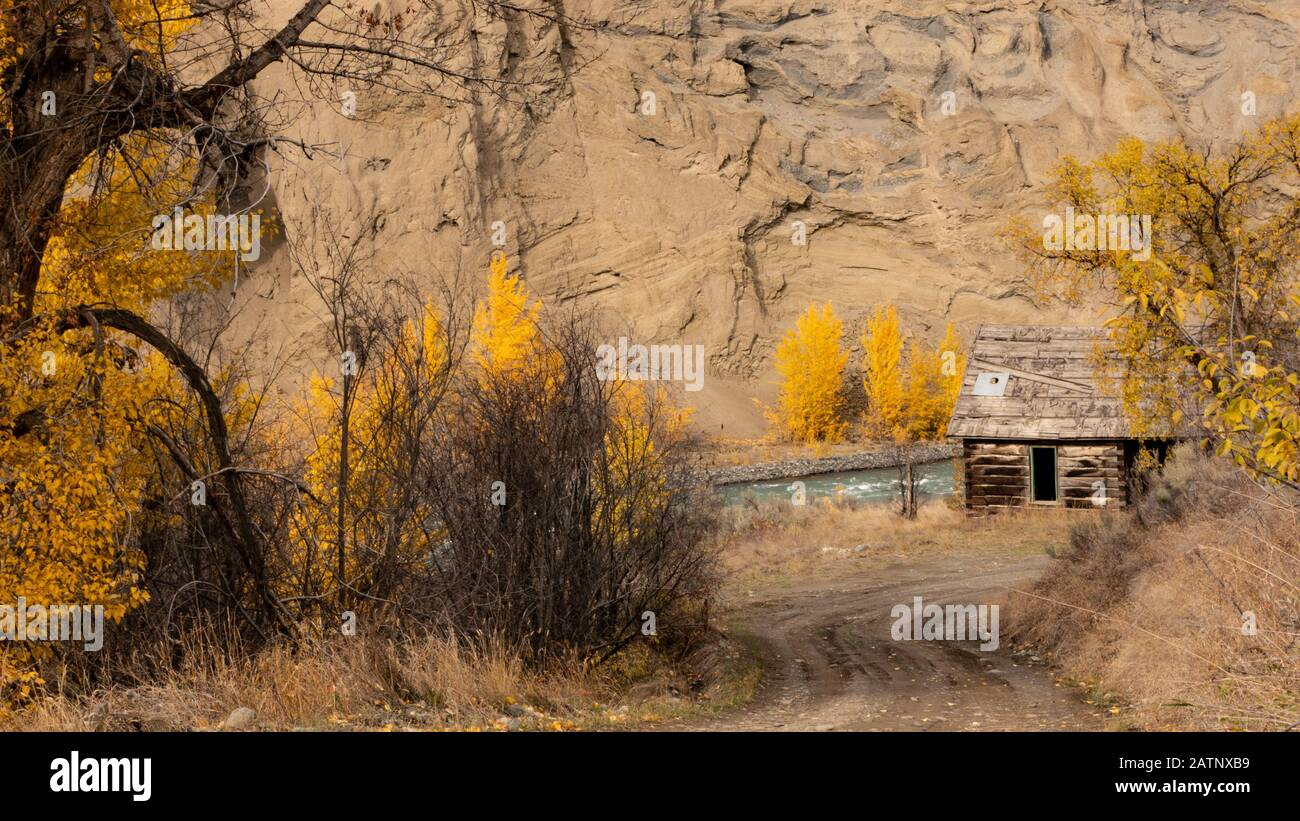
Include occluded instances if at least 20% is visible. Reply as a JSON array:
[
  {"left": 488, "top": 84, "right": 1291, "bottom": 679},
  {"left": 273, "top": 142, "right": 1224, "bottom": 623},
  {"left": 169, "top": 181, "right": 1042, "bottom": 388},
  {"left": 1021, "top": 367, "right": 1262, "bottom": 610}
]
[{"left": 947, "top": 324, "right": 1134, "bottom": 441}]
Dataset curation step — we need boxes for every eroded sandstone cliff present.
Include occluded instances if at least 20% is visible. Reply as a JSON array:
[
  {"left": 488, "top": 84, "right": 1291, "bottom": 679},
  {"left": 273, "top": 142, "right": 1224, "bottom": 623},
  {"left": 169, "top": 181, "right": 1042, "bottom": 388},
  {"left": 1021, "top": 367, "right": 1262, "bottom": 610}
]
[{"left": 232, "top": 0, "right": 1300, "bottom": 435}]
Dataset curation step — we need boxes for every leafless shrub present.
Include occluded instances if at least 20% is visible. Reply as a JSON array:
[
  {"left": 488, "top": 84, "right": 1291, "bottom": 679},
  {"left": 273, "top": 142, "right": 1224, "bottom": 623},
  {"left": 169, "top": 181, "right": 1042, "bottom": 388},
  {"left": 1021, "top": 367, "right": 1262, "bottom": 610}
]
[{"left": 420, "top": 316, "right": 719, "bottom": 662}]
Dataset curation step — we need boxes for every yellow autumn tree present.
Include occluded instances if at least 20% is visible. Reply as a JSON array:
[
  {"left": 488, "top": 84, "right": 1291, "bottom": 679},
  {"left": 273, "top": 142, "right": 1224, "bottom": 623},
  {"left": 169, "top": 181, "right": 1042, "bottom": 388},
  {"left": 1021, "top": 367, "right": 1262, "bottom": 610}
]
[
  {"left": 0, "top": 0, "right": 299, "bottom": 700},
  {"left": 473, "top": 253, "right": 542, "bottom": 375},
  {"left": 1, "top": 0, "right": 193, "bottom": 84},
  {"left": 1008, "top": 114, "right": 1300, "bottom": 486},
  {"left": 599, "top": 381, "right": 693, "bottom": 548},
  {"left": 468, "top": 253, "right": 694, "bottom": 550},
  {"left": 1, "top": 0, "right": 230, "bottom": 646},
  {"left": 0, "top": 141, "right": 244, "bottom": 695},
  {"left": 862, "top": 304, "right": 905, "bottom": 438},
  {"left": 766, "top": 302, "right": 848, "bottom": 443},
  {"left": 900, "top": 323, "right": 966, "bottom": 440},
  {"left": 935, "top": 323, "right": 966, "bottom": 431},
  {"left": 291, "top": 302, "right": 450, "bottom": 605}
]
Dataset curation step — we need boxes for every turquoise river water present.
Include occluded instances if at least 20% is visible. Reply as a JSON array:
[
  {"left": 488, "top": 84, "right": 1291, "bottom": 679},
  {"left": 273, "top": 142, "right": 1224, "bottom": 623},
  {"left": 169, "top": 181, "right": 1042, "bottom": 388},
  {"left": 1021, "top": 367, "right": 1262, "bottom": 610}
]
[{"left": 718, "top": 460, "right": 955, "bottom": 506}]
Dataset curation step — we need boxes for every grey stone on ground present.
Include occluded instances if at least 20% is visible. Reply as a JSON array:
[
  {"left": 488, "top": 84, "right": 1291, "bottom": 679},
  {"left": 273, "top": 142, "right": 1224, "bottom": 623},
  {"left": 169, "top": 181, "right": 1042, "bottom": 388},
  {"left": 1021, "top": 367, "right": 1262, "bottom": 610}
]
[{"left": 222, "top": 706, "right": 257, "bottom": 730}]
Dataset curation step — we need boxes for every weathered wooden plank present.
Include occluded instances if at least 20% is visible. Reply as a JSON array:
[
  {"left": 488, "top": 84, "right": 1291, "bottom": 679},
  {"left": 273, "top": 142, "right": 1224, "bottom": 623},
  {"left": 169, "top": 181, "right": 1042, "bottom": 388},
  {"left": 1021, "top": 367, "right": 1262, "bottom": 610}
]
[
  {"left": 976, "top": 471, "right": 1031, "bottom": 483},
  {"left": 1059, "top": 468, "right": 1122, "bottom": 478},
  {"left": 978, "top": 325, "right": 1103, "bottom": 340},
  {"left": 966, "top": 445, "right": 1026, "bottom": 456},
  {"left": 969, "top": 481, "right": 1029, "bottom": 491},
  {"left": 957, "top": 398, "right": 1125, "bottom": 419},
  {"left": 970, "top": 465, "right": 1030, "bottom": 476},
  {"left": 951, "top": 426, "right": 1134, "bottom": 440},
  {"left": 971, "top": 473, "right": 1029, "bottom": 483},
  {"left": 1063, "top": 498, "right": 1127, "bottom": 509},
  {"left": 969, "top": 488, "right": 1028, "bottom": 496},
  {"left": 1059, "top": 481, "right": 1119, "bottom": 493},
  {"left": 1059, "top": 453, "right": 1122, "bottom": 462},
  {"left": 969, "top": 461, "right": 1027, "bottom": 471},
  {"left": 1058, "top": 454, "right": 1121, "bottom": 464},
  {"left": 970, "top": 466, "right": 1029, "bottom": 477},
  {"left": 971, "top": 481, "right": 1030, "bottom": 491},
  {"left": 971, "top": 488, "right": 1030, "bottom": 498},
  {"left": 1060, "top": 468, "right": 1121, "bottom": 479},
  {"left": 1060, "top": 459, "right": 1123, "bottom": 470},
  {"left": 968, "top": 496, "right": 1027, "bottom": 507},
  {"left": 967, "top": 359, "right": 1093, "bottom": 394},
  {"left": 967, "top": 460, "right": 1026, "bottom": 470}
]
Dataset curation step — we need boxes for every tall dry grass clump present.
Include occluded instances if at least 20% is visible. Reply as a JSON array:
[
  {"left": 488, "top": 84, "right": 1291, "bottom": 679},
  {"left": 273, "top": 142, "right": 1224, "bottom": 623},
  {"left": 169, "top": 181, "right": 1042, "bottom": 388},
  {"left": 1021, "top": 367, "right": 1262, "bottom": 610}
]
[
  {"left": 5, "top": 624, "right": 598, "bottom": 731},
  {"left": 1007, "top": 447, "right": 1300, "bottom": 730}
]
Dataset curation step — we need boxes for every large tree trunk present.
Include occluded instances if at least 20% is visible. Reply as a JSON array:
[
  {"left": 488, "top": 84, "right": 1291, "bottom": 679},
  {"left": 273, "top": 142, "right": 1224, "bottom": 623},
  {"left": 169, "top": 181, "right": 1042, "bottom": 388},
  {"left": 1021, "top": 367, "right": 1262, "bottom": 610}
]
[{"left": 0, "top": 178, "right": 69, "bottom": 323}]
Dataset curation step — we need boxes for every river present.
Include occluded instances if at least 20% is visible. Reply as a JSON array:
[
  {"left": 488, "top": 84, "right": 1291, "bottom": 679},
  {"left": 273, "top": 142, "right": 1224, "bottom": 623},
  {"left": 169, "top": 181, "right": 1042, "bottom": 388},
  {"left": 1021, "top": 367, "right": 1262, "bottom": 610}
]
[{"left": 718, "top": 460, "right": 955, "bottom": 506}]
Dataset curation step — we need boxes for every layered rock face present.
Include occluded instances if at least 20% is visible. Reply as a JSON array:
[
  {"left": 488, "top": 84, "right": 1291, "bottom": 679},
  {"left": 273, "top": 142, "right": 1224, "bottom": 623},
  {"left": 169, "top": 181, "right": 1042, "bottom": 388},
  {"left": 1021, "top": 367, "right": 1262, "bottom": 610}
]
[{"left": 234, "top": 0, "right": 1300, "bottom": 436}]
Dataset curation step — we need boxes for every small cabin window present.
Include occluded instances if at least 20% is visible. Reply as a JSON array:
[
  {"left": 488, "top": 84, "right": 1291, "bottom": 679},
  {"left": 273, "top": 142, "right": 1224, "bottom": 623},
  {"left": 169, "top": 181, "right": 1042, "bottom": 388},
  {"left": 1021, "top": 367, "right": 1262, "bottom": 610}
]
[{"left": 1030, "top": 446, "right": 1058, "bottom": 503}]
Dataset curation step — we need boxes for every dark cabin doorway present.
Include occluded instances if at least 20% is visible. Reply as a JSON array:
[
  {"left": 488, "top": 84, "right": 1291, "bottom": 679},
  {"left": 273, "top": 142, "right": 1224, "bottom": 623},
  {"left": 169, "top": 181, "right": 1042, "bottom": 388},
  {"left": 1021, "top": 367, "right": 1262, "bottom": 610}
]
[{"left": 1030, "top": 446, "right": 1058, "bottom": 503}]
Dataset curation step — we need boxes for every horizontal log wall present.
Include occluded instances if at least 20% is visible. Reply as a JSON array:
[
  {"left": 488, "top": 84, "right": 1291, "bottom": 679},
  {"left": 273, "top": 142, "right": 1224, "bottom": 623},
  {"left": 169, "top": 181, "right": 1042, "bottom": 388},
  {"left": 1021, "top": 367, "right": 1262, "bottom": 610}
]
[
  {"left": 1057, "top": 443, "right": 1127, "bottom": 509},
  {"left": 961, "top": 440, "right": 1129, "bottom": 512},
  {"left": 964, "top": 441, "right": 1029, "bottom": 510}
]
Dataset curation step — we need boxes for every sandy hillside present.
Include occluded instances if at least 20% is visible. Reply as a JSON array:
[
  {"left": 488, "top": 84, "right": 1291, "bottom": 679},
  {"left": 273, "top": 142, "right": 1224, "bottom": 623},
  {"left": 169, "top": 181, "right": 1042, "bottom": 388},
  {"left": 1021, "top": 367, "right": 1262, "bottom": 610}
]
[{"left": 216, "top": 0, "right": 1300, "bottom": 436}]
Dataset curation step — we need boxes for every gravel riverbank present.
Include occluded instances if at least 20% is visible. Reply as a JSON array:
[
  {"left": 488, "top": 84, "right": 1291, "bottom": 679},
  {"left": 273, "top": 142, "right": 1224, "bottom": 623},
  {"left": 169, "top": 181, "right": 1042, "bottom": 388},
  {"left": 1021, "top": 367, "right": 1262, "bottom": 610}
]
[{"left": 706, "top": 442, "right": 958, "bottom": 486}]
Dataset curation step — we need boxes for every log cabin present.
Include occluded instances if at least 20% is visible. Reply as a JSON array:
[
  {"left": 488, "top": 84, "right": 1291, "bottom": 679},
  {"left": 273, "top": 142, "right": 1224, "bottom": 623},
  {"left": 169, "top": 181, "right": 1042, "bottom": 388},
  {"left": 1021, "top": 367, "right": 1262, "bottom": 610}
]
[{"left": 946, "top": 325, "right": 1174, "bottom": 512}]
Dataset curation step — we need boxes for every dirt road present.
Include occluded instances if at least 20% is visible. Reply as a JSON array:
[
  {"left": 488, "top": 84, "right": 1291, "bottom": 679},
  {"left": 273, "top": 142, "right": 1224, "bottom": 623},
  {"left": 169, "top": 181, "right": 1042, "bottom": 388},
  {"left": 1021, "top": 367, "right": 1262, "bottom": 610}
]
[{"left": 676, "top": 551, "right": 1109, "bottom": 731}]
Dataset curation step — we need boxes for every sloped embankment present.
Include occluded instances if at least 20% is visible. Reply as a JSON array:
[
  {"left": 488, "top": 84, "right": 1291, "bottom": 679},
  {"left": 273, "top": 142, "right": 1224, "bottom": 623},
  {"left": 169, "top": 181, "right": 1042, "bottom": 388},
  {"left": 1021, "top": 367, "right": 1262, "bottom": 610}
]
[{"left": 1006, "top": 449, "right": 1300, "bottom": 731}]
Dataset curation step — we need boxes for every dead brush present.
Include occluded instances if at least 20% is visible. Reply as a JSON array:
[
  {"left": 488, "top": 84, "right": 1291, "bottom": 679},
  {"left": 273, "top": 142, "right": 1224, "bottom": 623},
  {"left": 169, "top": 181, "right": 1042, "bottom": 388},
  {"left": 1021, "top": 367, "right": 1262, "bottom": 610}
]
[
  {"left": 1006, "top": 446, "right": 1300, "bottom": 730},
  {"left": 2, "top": 625, "right": 602, "bottom": 731}
]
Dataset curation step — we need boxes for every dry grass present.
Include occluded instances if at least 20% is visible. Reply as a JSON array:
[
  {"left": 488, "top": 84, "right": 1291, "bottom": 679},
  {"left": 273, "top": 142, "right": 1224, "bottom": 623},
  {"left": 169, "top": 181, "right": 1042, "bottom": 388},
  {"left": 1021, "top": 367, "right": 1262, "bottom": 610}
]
[
  {"left": 9, "top": 630, "right": 577, "bottom": 731},
  {"left": 714, "top": 494, "right": 1075, "bottom": 590},
  {"left": 1007, "top": 448, "right": 1300, "bottom": 731},
  {"left": 3, "top": 627, "right": 758, "bottom": 732},
  {"left": 17, "top": 475, "right": 1168, "bottom": 733}
]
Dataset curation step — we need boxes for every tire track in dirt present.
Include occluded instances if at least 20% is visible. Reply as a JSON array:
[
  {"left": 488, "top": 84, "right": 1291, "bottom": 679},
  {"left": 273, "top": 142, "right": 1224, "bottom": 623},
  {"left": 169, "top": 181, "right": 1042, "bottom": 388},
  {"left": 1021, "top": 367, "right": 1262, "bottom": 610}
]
[{"left": 673, "top": 553, "right": 1108, "bottom": 731}]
